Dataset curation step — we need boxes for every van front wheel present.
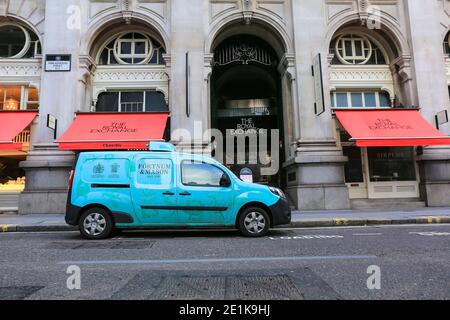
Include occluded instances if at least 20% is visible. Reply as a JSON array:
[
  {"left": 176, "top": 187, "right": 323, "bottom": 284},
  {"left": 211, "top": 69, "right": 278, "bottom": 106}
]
[
  {"left": 238, "top": 207, "right": 270, "bottom": 237},
  {"left": 79, "top": 208, "right": 113, "bottom": 240}
]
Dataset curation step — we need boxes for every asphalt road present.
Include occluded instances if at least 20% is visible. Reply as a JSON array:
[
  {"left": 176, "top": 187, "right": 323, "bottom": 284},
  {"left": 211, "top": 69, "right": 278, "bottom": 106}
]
[{"left": 0, "top": 224, "right": 449, "bottom": 300}]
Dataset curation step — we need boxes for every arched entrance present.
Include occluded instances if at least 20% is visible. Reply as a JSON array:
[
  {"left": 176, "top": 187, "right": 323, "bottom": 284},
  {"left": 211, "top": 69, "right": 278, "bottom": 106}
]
[{"left": 210, "top": 34, "right": 285, "bottom": 187}]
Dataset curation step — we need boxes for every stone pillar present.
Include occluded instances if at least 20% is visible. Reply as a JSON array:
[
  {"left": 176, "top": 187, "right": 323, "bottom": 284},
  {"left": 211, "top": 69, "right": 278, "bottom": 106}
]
[
  {"left": 19, "top": 0, "right": 83, "bottom": 214},
  {"left": 405, "top": 0, "right": 450, "bottom": 206},
  {"left": 285, "top": 0, "right": 350, "bottom": 210},
  {"left": 170, "top": 0, "right": 208, "bottom": 149}
]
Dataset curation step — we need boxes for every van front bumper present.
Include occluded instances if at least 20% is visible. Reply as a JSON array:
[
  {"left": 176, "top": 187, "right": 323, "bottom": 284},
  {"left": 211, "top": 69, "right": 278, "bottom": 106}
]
[{"left": 270, "top": 198, "right": 291, "bottom": 226}]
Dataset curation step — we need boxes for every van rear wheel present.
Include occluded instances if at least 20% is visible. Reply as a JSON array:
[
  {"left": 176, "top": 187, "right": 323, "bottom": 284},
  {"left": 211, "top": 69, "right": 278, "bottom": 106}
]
[
  {"left": 238, "top": 207, "right": 270, "bottom": 237},
  {"left": 79, "top": 208, "right": 113, "bottom": 240}
]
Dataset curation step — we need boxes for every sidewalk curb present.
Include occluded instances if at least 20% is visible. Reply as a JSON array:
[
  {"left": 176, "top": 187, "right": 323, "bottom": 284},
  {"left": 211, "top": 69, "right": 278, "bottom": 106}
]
[
  {"left": 289, "top": 216, "right": 450, "bottom": 228},
  {"left": 1, "top": 216, "right": 450, "bottom": 233}
]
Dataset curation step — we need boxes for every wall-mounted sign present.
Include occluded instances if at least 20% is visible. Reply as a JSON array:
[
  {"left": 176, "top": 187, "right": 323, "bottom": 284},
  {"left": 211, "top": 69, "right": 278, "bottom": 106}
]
[
  {"left": 47, "top": 114, "right": 58, "bottom": 139},
  {"left": 312, "top": 53, "right": 325, "bottom": 116},
  {"left": 240, "top": 168, "right": 253, "bottom": 183},
  {"left": 45, "top": 54, "right": 72, "bottom": 72},
  {"left": 435, "top": 110, "right": 449, "bottom": 129}
]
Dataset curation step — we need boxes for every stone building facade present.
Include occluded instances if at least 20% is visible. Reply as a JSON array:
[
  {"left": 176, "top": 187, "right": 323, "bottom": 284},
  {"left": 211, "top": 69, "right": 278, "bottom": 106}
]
[{"left": 1, "top": 0, "right": 450, "bottom": 214}]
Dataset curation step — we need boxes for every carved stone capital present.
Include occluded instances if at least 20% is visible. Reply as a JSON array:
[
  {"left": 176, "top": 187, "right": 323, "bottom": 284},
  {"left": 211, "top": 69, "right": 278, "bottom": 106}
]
[{"left": 392, "top": 55, "right": 413, "bottom": 83}]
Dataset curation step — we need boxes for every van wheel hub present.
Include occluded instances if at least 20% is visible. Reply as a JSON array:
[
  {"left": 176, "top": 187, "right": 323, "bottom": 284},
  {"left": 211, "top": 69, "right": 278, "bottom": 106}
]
[
  {"left": 244, "top": 212, "right": 266, "bottom": 234},
  {"left": 83, "top": 213, "right": 107, "bottom": 236}
]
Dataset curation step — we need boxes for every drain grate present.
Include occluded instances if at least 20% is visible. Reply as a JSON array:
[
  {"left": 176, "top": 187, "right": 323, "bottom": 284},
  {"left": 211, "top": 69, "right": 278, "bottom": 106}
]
[
  {"left": 151, "top": 276, "right": 225, "bottom": 300},
  {"left": 44, "top": 240, "right": 155, "bottom": 250},
  {"left": 149, "top": 275, "right": 303, "bottom": 300},
  {"left": 0, "top": 286, "right": 44, "bottom": 300},
  {"left": 227, "top": 275, "right": 303, "bottom": 300}
]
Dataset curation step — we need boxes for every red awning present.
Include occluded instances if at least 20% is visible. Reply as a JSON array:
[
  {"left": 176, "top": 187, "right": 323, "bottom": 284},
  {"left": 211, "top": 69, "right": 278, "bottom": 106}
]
[
  {"left": 0, "top": 111, "right": 38, "bottom": 151},
  {"left": 57, "top": 112, "right": 169, "bottom": 150},
  {"left": 334, "top": 109, "right": 450, "bottom": 147}
]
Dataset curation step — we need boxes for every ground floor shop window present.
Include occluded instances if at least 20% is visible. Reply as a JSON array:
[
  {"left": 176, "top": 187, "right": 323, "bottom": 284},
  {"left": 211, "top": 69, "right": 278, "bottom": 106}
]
[
  {"left": 0, "top": 86, "right": 39, "bottom": 111},
  {"left": 0, "top": 157, "right": 26, "bottom": 191},
  {"left": 96, "top": 91, "right": 167, "bottom": 112},
  {"left": 367, "top": 147, "right": 417, "bottom": 182}
]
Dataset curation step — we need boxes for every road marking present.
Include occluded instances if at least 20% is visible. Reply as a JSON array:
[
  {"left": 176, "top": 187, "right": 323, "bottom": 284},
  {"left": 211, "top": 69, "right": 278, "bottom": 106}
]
[
  {"left": 269, "top": 235, "right": 343, "bottom": 240},
  {"left": 0, "top": 225, "right": 16, "bottom": 232},
  {"left": 353, "top": 233, "right": 383, "bottom": 236},
  {"left": 409, "top": 231, "right": 450, "bottom": 237},
  {"left": 334, "top": 219, "right": 349, "bottom": 226},
  {"left": 58, "top": 255, "right": 377, "bottom": 266}
]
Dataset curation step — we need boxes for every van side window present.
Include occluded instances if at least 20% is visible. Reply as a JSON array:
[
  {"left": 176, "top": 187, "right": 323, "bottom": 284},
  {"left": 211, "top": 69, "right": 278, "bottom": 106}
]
[
  {"left": 136, "top": 158, "right": 173, "bottom": 188},
  {"left": 181, "top": 161, "right": 229, "bottom": 187}
]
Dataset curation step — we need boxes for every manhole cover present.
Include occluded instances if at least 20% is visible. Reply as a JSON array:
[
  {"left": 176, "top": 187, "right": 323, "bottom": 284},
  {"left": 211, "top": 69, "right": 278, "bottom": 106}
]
[
  {"left": 44, "top": 240, "right": 154, "bottom": 250},
  {"left": 0, "top": 286, "right": 44, "bottom": 300}
]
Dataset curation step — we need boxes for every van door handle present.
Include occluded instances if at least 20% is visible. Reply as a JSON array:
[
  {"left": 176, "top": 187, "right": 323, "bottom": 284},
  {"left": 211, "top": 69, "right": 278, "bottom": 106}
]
[
  {"left": 179, "top": 192, "right": 191, "bottom": 196},
  {"left": 162, "top": 191, "right": 175, "bottom": 196}
]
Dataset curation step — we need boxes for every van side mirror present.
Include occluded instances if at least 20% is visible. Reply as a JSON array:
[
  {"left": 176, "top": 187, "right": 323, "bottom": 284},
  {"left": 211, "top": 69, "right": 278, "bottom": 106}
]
[{"left": 220, "top": 174, "right": 231, "bottom": 188}]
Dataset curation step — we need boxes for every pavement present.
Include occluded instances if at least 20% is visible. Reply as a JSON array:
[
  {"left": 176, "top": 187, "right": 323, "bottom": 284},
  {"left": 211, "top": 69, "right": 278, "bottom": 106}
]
[
  {"left": 1, "top": 224, "right": 450, "bottom": 300},
  {"left": 1, "top": 207, "right": 450, "bottom": 233}
]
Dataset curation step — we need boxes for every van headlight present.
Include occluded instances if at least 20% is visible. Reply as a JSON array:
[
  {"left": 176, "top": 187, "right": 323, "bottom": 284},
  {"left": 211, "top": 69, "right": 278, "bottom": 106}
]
[{"left": 269, "top": 187, "right": 287, "bottom": 200}]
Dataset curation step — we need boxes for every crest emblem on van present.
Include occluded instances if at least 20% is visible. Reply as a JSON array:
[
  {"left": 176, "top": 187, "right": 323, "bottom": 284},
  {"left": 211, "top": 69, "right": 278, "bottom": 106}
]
[
  {"left": 93, "top": 163, "right": 104, "bottom": 174},
  {"left": 111, "top": 163, "right": 120, "bottom": 173}
]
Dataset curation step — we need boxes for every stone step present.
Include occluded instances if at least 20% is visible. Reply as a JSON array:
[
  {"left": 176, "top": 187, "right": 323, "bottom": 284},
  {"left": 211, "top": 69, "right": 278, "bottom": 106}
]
[
  {"left": 0, "top": 192, "right": 20, "bottom": 213},
  {"left": 351, "top": 198, "right": 426, "bottom": 210}
]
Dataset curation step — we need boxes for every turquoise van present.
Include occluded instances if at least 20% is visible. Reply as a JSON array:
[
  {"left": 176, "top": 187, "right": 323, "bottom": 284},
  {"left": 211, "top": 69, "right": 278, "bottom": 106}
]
[{"left": 65, "top": 142, "right": 291, "bottom": 239}]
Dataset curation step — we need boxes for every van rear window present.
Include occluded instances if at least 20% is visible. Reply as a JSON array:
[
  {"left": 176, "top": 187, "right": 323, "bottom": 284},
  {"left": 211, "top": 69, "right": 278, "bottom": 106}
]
[{"left": 81, "top": 158, "right": 130, "bottom": 184}]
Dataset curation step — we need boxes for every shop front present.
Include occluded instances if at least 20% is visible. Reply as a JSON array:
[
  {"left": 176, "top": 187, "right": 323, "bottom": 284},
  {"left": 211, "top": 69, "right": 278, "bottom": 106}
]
[
  {"left": 335, "top": 109, "right": 450, "bottom": 200},
  {"left": 0, "top": 111, "right": 37, "bottom": 211},
  {"left": 57, "top": 112, "right": 169, "bottom": 151}
]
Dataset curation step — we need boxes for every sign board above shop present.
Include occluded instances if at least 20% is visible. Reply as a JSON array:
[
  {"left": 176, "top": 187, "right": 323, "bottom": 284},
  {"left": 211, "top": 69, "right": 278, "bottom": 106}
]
[{"left": 45, "top": 54, "right": 72, "bottom": 72}]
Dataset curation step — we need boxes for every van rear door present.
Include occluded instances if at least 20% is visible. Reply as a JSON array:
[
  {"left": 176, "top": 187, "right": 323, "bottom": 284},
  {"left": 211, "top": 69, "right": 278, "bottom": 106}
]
[{"left": 131, "top": 153, "right": 178, "bottom": 225}]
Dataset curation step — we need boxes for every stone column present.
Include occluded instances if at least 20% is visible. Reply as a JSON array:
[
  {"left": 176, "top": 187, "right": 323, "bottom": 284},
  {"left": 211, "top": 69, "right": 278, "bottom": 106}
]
[
  {"left": 286, "top": 0, "right": 349, "bottom": 210},
  {"left": 19, "top": 0, "right": 83, "bottom": 214},
  {"left": 170, "top": 0, "right": 209, "bottom": 153},
  {"left": 405, "top": 0, "right": 450, "bottom": 206}
]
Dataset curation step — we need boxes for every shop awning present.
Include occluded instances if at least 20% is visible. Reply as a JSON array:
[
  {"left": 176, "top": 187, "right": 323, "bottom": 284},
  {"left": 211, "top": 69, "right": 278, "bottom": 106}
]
[
  {"left": 0, "top": 111, "right": 38, "bottom": 151},
  {"left": 334, "top": 109, "right": 450, "bottom": 147},
  {"left": 57, "top": 112, "right": 169, "bottom": 150}
]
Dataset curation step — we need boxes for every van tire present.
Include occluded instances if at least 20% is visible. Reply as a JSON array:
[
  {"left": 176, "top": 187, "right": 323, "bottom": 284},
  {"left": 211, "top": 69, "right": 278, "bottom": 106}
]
[
  {"left": 78, "top": 208, "right": 113, "bottom": 240},
  {"left": 237, "top": 207, "right": 270, "bottom": 237}
]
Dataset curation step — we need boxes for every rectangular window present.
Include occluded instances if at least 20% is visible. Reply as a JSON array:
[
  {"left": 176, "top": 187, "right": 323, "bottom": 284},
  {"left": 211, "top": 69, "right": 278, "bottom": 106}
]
[
  {"left": 0, "top": 86, "right": 38, "bottom": 111},
  {"left": 364, "top": 92, "right": 377, "bottom": 107},
  {"left": 182, "top": 161, "right": 229, "bottom": 188},
  {"left": 379, "top": 92, "right": 391, "bottom": 107},
  {"left": 351, "top": 93, "right": 364, "bottom": 108},
  {"left": 368, "top": 147, "right": 417, "bottom": 182},
  {"left": 96, "top": 92, "right": 119, "bottom": 112},
  {"left": 331, "top": 91, "right": 391, "bottom": 109},
  {"left": 343, "top": 146, "right": 364, "bottom": 183},
  {"left": 120, "top": 92, "right": 144, "bottom": 112},
  {"left": 96, "top": 90, "right": 168, "bottom": 112},
  {"left": 336, "top": 93, "right": 348, "bottom": 108}
]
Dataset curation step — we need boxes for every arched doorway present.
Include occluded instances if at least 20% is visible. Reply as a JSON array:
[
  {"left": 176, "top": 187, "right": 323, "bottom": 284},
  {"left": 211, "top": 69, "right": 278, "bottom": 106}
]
[{"left": 210, "top": 34, "right": 285, "bottom": 187}]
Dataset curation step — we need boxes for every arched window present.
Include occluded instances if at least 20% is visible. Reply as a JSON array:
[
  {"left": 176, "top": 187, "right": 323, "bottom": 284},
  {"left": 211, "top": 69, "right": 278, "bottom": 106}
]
[
  {"left": 98, "top": 32, "right": 165, "bottom": 65},
  {"left": 330, "top": 34, "right": 387, "bottom": 65},
  {"left": 0, "top": 24, "right": 41, "bottom": 59},
  {"left": 444, "top": 30, "right": 450, "bottom": 57}
]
